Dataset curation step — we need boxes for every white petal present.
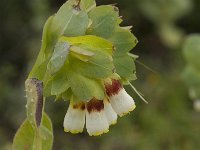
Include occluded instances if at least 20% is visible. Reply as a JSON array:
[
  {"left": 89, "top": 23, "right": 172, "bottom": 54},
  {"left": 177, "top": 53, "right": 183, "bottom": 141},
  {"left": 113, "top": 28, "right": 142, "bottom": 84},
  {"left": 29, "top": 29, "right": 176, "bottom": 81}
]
[
  {"left": 86, "top": 100, "right": 109, "bottom": 136},
  {"left": 63, "top": 102, "right": 85, "bottom": 134},
  {"left": 104, "top": 99, "right": 117, "bottom": 125},
  {"left": 110, "top": 88, "right": 136, "bottom": 117}
]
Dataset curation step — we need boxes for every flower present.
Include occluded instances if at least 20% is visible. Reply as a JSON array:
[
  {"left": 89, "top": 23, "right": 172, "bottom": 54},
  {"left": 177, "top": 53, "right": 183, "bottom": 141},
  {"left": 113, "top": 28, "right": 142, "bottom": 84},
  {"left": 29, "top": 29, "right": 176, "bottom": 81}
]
[
  {"left": 63, "top": 102, "right": 85, "bottom": 134},
  {"left": 63, "top": 79, "right": 136, "bottom": 136},
  {"left": 104, "top": 98, "right": 118, "bottom": 125},
  {"left": 86, "top": 99, "right": 109, "bottom": 136},
  {"left": 105, "top": 79, "right": 136, "bottom": 117}
]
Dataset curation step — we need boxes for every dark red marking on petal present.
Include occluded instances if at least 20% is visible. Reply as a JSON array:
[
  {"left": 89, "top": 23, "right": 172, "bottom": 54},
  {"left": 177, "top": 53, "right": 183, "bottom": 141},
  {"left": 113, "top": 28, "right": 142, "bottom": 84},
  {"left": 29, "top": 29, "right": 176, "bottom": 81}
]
[
  {"left": 86, "top": 99, "right": 104, "bottom": 113},
  {"left": 73, "top": 102, "right": 85, "bottom": 111},
  {"left": 105, "top": 79, "right": 122, "bottom": 97}
]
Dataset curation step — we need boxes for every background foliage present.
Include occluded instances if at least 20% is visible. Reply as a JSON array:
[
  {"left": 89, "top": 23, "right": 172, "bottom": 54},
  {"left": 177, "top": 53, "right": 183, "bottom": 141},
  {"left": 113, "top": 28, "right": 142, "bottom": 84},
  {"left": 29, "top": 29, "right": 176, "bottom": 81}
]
[{"left": 0, "top": 0, "right": 200, "bottom": 149}]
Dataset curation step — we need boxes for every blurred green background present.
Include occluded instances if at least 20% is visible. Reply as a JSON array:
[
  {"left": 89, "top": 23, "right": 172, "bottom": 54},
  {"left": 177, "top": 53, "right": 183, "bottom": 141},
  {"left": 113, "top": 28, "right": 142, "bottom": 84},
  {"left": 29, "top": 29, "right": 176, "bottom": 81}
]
[{"left": 1, "top": 0, "right": 200, "bottom": 149}]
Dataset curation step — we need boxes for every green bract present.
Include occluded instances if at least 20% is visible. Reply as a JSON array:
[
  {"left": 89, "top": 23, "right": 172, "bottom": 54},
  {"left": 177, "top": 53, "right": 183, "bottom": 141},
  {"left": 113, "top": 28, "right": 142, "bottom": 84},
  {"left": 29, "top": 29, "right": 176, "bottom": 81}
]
[{"left": 29, "top": 0, "right": 138, "bottom": 102}]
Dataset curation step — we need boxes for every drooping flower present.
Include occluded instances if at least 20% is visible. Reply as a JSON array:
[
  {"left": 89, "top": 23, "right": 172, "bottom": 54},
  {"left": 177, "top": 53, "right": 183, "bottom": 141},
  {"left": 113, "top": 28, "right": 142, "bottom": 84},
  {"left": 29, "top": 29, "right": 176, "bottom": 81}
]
[
  {"left": 63, "top": 102, "right": 86, "bottom": 134},
  {"left": 86, "top": 99, "right": 109, "bottom": 136},
  {"left": 63, "top": 79, "right": 136, "bottom": 136},
  {"left": 105, "top": 79, "right": 136, "bottom": 117},
  {"left": 103, "top": 98, "right": 118, "bottom": 125}
]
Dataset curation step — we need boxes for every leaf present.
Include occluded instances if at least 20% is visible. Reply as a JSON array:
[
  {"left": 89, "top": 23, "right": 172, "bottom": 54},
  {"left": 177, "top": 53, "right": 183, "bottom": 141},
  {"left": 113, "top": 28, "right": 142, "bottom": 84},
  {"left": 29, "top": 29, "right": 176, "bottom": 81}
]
[
  {"left": 63, "top": 10, "right": 89, "bottom": 36},
  {"left": 183, "top": 34, "right": 200, "bottom": 69},
  {"left": 70, "top": 46, "right": 95, "bottom": 57},
  {"left": 62, "top": 88, "right": 73, "bottom": 100},
  {"left": 67, "top": 69, "right": 105, "bottom": 101},
  {"left": 47, "top": 41, "right": 70, "bottom": 75},
  {"left": 59, "top": 35, "right": 114, "bottom": 55},
  {"left": 29, "top": 16, "right": 54, "bottom": 80},
  {"left": 87, "top": 5, "right": 119, "bottom": 38},
  {"left": 29, "top": 0, "right": 89, "bottom": 79},
  {"left": 80, "top": 0, "right": 96, "bottom": 12},
  {"left": 109, "top": 27, "right": 138, "bottom": 56},
  {"left": 70, "top": 46, "right": 95, "bottom": 62},
  {"left": 43, "top": 78, "right": 53, "bottom": 97},
  {"left": 69, "top": 50, "right": 114, "bottom": 78},
  {"left": 12, "top": 119, "right": 35, "bottom": 150},
  {"left": 40, "top": 113, "right": 54, "bottom": 150},
  {"left": 12, "top": 113, "right": 53, "bottom": 150},
  {"left": 49, "top": 0, "right": 76, "bottom": 37},
  {"left": 50, "top": 0, "right": 89, "bottom": 37},
  {"left": 51, "top": 63, "right": 70, "bottom": 96},
  {"left": 114, "top": 54, "right": 136, "bottom": 80}
]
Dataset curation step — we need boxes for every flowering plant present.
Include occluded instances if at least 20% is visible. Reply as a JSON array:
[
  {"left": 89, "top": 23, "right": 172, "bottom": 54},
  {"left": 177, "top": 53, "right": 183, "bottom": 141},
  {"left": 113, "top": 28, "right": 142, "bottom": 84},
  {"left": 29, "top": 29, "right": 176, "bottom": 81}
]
[{"left": 13, "top": 0, "right": 144, "bottom": 149}]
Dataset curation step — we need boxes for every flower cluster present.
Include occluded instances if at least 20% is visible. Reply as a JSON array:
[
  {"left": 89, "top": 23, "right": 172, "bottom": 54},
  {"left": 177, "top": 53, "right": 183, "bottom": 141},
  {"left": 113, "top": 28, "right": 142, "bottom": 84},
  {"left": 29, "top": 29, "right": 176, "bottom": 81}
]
[
  {"left": 63, "top": 79, "right": 136, "bottom": 136},
  {"left": 28, "top": 0, "right": 139, "bottom": 137}
]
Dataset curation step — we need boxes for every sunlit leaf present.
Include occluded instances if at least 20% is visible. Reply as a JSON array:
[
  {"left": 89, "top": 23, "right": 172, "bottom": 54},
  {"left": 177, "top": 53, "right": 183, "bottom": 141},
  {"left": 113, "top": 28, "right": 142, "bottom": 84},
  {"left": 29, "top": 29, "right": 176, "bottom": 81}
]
[{"left": 59, "top": 35, "right": 114, "bottom": 55}]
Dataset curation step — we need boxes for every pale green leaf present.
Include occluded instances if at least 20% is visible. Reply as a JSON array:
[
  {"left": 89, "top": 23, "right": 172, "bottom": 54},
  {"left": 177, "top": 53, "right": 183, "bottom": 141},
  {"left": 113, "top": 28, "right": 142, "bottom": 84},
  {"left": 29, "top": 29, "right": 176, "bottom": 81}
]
[
  {"left": 50, "top": 0, "right": 89, "bottom": 37},
  {"left": 12, "top": 113, "right": 53, "bottom": 150},
  {"left": 69, "top": 51, "right": 114, "bottom": 78},
  {"left": 43, "top": 78, "right": 53, "bottom": 97},
  {"left": 80, "top": 0, "right": 96, "bottom": 12},
  {"left": 51, "top": 64, "right": 70, "bottom": 96},
  {"left": 67, "top": 69, "right": 105, "bottom": 101},
  {"left": 70, "top": 46, "right": 95, "bottom": 62},
  {"left": 70, "top": 46, "right": 95, "bottom": 56},
  {"left": 63, "top": 10, "right": 89, "bottom": 36},
  {"left": 59, "top": 35, "right": 114, "bottom": 55},
  {"left": 29, "top": 0, "right": 89, "bottom": 79},
  {"left": 40, "top": 113, "right": 54, "bottom": 150},
  {"left": 29, "top": 16, "right": 54, "bottom": 80},
  {"left": 114, "top": 54, "right": 136, "bottom": 80},
  {"left": 47, "top": 41, "right": 70, "bottom": 75},
  {"left": 12, "top": 119, "right": 35, "bottom": 150},
  {"left": 87, "top": 5, "right": 119, "bottom": 38},
  {"left": 109, "top": 27, "right": 138, "bottom": 56}
]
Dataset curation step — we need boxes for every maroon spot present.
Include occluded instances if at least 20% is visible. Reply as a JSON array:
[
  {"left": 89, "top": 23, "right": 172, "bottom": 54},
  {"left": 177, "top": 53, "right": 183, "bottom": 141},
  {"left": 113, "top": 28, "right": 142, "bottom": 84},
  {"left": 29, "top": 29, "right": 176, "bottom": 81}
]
[
  {"left": 73, "top": 102, "right": 85, "bottom": 111},
  {"left": 105, "top": 79, "right": 122, "bottom": 97},
  {"left": 86, "top": 99, "right": 104, "bottom": 113}
]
